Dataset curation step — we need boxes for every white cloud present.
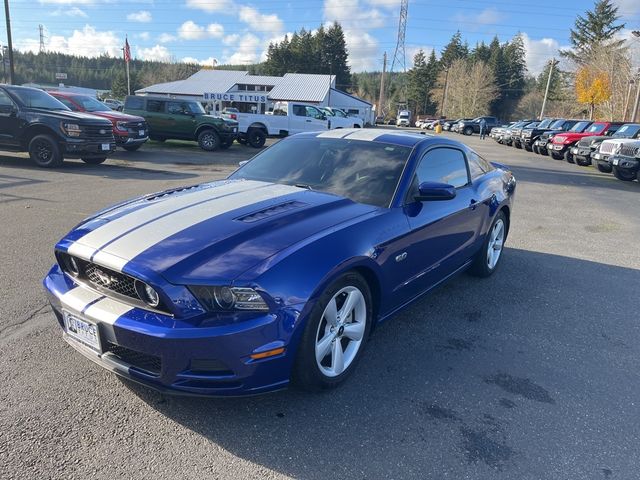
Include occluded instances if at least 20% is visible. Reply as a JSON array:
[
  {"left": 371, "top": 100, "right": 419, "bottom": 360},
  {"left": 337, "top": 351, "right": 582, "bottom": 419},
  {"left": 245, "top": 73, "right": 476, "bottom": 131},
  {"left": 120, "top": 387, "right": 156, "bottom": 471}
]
[
  {"left": 51, "top": 6, "right": 88, "bottom": 17},
  {"left": 182, "top": 56, "right": 218, "bottom": 66},
  {"left": 366, "top": 0, "right": 399, "bottom": 7},
  {"left": 224, "top": 33, "right": 261, "bottom": 65},
  {"left": 39, "top": 0, "right": 99, "bottom": 4},
  {"left": 178, "top": 20, "right": 207, "bottom": 40},
  {"left": 453, "top": 7, "right": 502, "bottom": 29},
  {"left": 614, "top": 0, "right": 640, "bottom": 17},
  {"left": 520, "top": 33, "right": 570, "bottom": 75},
  {"left": 185, "top": 0, "right": 233, "bottom": 13},
  {"left": 158, "top": 33, "right": 176, "bottom": 43},
  {"left": 18, "top": 25, "right": 122, "bottom": 57},
  {"left": 223, "top": 34, "right": 239, "bottom": 45},
  {"left": 406, "top": 46, "right": 436, "bottom": 66},
  {"left": 207, "top": 23, "right": 224, "bottom": 38},
  {"left": 136, "top": 44, "right": 172, "bottom": 62},
  {"left": 238, "top": 6, "right": 284, "bottom": 34},
  {"left": 344, "top": 31, "right": 379, "bottom": 72},
  {"left": 127, "top": 10, "right": 152, "bottom": 22},
  {"left": 136, "top": 32, "right": 151, "bottom": 41}
]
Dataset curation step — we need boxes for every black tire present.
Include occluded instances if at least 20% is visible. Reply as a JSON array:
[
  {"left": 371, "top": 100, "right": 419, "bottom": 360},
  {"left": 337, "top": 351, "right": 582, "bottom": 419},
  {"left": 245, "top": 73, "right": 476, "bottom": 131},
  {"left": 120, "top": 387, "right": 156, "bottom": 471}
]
[
  {"left": 353, "top": 124, "right": 361, "bottom": 128},
  {"left": 197, "top": 129, "right": 220, "bottom": 151},
  {"left": 524, "top": 144, "right": 532, "bottom": 152},
  {"left": 540, "top": 147, "right": 549, "bottom": 156},
  {"left": 28, "top": 134, "right": 63, "bottom": 168},
  {"left": 515, "top": 142, "right": 522, "bottom": 149},
  {"left": 293, "top": 272, "right": 372, "bottom": 391},
  {"left": 468, "top": 210, "right": 508, "bottom": 278},
  {"left": 247, "top": 128, "right": 267, "bottom": 148},
  {"left": 464, "top": 126, "right": 473, "bottom": 136},
  {"left": 551, "top": 152, "right": 563, "bottom": 160},
  {"left": 612, "top": 167, "right": 636, "bottom": 182},
  {"left": 564, "top": 150, "right": 574, "bottom": 164},
  {"left": 81, "top": 157, "right": 107, "bottom": 165},
  {"left": 122, "top": 144, "right": 142, "bottom": 152},
  {"left": 237, "top": 136, "right": 247, "bottom": 145},
  {"left": 596, "top": 163, "right": 612, "bottom": 174},
  {"left": 575, "top": 156, "right": 590, "bottom": 167},
  {"left": 219, "top": 139, "right": 232, "bottom": 149},
  {"left": 532, "top": 145, "right": 540, "bottom": 155}
]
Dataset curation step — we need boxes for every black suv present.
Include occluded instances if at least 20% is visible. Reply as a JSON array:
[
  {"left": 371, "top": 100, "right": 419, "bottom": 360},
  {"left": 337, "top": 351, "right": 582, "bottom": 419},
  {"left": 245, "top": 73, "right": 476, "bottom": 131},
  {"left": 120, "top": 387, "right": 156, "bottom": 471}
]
[
  {"left": 0, "top": 85, "right": 116, "bottom": 167},
  {"left": 521, "top": 119, "right": 581, "bottom": 152},
  {"left": 457, "top": 116, "right": 499, "bottom": 136}
]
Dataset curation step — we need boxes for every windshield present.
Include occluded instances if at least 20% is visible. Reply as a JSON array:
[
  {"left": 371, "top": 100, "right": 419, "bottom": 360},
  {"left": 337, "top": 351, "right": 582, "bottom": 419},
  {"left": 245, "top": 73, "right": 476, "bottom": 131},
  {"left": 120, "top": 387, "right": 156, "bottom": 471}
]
[
  {"left": 570, "top": 121, "right": 591, "bottom": 132},
  {"left": 614, "top": 124, "right": 640, "bottom": 138},
  {"left": 524, "top": 122, "right": 539, "bottom": 128},
  {"left": 399, "top": 113, "right": 409, "bottom": 119},
  {"left": 585, "top": 123, "right": 606, "bottom": 134},
  {"left": 230, "top": 137, "right": 411, "bottom": 207},
  {"left": 334, "top": 109, "right": 347, "bottom": 117},
  {"left": 9, "top": 88, "right": 69, "bottom": 111},
  {"left": 550, "top": 120, "right": 566, "bottom": 129},
  {"left": 71, "top": 95, "right": 111, "bottom": 112},
  {"left": 321, "top": 108, "right": 335, "bottom": 116},
  {"left": 537, "top": 119, "right": 554, "bottom": 128}
]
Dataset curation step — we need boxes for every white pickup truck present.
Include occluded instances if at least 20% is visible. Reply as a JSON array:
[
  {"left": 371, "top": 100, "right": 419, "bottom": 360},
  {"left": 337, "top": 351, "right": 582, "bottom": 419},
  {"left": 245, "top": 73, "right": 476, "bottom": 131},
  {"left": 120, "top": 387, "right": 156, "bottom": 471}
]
[
  {"left": 320, "top": 107, "right": 364, "bottom": 129},
  {"left": 222, "top": 101, "right": 330, "bottom": 148}
]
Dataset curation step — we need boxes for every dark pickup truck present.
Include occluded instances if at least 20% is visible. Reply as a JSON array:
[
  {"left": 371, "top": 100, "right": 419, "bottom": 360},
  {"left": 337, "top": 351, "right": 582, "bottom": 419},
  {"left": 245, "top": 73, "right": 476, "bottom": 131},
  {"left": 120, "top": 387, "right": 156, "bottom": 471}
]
[
  {"left": 514, "top": 118, "right": 560, "bottom": 149},
  {"left": 0, "top": 85, "right": 116, "bottom": 167},
  {"left": 532, "top": 120, "right": 592, "bottom": 155},
  {"left": 457, "top": 116, "right": 499, "bottom": 136},
  {"left": 521, "top": 119, "right": 588, "bottom": 152}
]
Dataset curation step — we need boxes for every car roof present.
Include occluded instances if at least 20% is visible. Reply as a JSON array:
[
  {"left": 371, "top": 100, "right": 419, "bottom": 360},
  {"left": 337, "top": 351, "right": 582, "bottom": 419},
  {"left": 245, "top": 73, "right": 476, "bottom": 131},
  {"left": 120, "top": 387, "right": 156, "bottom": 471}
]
[{"left": 301, "top": 128, "right": 462, "bottom": 149}]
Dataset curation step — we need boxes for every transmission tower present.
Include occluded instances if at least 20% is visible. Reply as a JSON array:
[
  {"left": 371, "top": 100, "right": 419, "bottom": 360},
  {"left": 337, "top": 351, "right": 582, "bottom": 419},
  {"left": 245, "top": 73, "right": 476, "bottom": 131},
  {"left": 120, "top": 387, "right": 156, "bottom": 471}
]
[
  {"left": 389, "top": 0, "right": 408, "bottom": 111},
  {"left": 39, "top": 24, "right": 45, "bottom": 53}
]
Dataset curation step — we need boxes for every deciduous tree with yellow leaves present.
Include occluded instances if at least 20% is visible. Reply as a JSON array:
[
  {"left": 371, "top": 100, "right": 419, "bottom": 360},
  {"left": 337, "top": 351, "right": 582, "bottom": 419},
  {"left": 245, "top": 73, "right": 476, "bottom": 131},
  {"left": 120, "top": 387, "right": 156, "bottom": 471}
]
[{"left": 575, "top": 67, "right": 612, "bottom": 120}]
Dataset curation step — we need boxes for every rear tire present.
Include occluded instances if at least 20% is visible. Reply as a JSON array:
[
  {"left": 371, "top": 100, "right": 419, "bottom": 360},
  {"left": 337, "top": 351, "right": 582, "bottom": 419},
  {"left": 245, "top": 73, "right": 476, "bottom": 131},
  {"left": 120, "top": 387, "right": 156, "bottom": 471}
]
[
  {"left": 468, "top": 211, "right": 508, "bottom": 278},
  {"left": 293, "top": 272, "right": 372, "bottom": 391},
  {"left": 247, "top": 128, "right": 267, "bottom": 148},
  {"left": 612, "top": 167, "right": 636, "bottom": 181},
  {"left": 81, "top": 157, "right": 107, "bottom": 164},
  {"left": 197, "top": 129, "right": 220, "bottom": 151},
  {"left": 514, "top": 142, "right": 522, "bottom": 149},
  {"left": 597, "top": 163, "right": 612, "bottom": 174},
  {"left": 28, "top": 134, "right": 63, "bottom": 168}
]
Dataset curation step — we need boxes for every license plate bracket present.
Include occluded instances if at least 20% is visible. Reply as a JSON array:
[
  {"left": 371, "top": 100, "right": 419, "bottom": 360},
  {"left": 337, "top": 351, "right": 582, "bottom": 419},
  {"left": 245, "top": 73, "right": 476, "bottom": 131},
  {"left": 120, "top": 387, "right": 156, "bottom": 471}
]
[{"left": 63, "top": 310, "right": 101, "bottom": 352}]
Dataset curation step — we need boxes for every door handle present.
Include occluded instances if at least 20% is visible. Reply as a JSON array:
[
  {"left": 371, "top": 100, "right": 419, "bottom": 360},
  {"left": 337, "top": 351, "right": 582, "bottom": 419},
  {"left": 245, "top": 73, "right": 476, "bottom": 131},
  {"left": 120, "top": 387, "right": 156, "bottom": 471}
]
[
  {"left": 306, "top": 119, "right": 312, "bottom": 122},
  {"left": 469, "top": 199, "right": 478, "bottom": 210}
]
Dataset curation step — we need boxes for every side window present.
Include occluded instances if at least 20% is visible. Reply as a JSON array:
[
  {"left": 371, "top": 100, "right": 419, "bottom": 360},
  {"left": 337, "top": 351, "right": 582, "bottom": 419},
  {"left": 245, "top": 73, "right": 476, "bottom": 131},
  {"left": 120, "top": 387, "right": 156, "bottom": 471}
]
[
  {"left": 0, "top": 90, "right": 15, "bottom": 107},
  {"left": 56, "top": 97, "right": 76, "bottom": 110},
  {"left": 467, "top": 151, "right": 494, "bottom": 180},
  {"left": 305, "top": 106, "right": 323, "bottom": 119},
  {"left": 146, "top": 100, "right": 164, "bottom": 113},
  {"left": 124, "top": 96, "right": 144, "bottom": 110},
  {"left": 415, "top": 147, "right": 470, "bottom": 188},
  {"left": 292, "top": 105, "right": 306, "bottom": 117},
  {"left": 167, "top": 102, "right": 186, "bottom": 114}
]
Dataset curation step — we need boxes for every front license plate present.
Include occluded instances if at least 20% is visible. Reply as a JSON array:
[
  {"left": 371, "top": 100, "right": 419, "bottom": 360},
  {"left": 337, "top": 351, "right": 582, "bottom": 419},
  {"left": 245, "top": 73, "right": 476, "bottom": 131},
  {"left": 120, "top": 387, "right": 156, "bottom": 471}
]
[
  {"left": 101, "top": 143, "right": 110, "bottom": 151},
  {"left": 63, "top": 311, "right": 101, "bottom": 352},
  {"left": 612, "top": 157, "right": 619, "bottom": 166},
  {"left": 139, "top": 130, "right": 145, "bottom": 136},
  {"left": 554, "top": 145, "right": 562, "bottom": 150}
]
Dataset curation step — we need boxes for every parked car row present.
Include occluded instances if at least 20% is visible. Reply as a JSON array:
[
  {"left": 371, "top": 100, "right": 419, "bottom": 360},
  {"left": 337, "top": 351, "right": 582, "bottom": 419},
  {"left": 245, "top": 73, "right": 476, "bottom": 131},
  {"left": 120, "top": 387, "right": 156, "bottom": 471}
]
[
  {"left": 490, "top": 116, "right": 640, "bottom": 183},
  {"left": 451, "top": 116, "right": 500, "bottom": 136}
]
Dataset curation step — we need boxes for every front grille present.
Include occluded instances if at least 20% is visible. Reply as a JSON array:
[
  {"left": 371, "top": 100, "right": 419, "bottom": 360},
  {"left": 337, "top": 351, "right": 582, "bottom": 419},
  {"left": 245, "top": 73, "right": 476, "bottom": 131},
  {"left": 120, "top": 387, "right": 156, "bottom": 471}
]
[
  {"left": 599, "top": 142, "right": 618, "bottom": 154},
  {"left": 577, "top": 138, "right": 595, "bottom": 147},
  {"left": 105, "top": 342, "right": 161, "bottom": 375},
  {"left": 84, "top": 263, "right": 138, "bottom": 299},
  {"left": 619, "top": 144, "right": 640, "bottom": 157},
  {"left": 82, "top": 124, "right": 115, "bottom": 142}
]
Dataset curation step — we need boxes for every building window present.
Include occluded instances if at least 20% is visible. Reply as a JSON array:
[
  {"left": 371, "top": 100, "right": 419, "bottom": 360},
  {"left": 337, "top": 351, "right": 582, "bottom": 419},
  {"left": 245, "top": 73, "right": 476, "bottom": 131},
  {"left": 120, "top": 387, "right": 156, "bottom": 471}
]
[
  {"left": 237, "top": 84, "right": 247, "bottom": 91},
  {"left": 266, "top": 86, "right": 273, "bottom": 92},
  {"left": 247, "top": 85, "right": 256, "bottom": 91}
]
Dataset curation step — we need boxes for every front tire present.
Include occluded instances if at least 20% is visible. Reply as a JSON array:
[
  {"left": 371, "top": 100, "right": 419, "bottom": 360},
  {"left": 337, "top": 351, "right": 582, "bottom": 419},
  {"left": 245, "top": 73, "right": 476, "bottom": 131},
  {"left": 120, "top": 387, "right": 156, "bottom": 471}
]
[
  {"left": 597, "top": 163, "right": 612, "bottom": 174},
  {"left": 575, "top": 156, "right": 590, "bottom": 167},
  {"left": 197, "top": 129, "right": 220, "bottom": 151},
  {"left": 28, "top": 134, "right": 63, "bottom": 168},
  {"left": 532, "top": 145, "right": 540, "bottom": 155},
  {"left": 464, "top": 126, "right": 473, "bottom": 136},
  {"left": 293, "top": 272, "right": 372, "bottom": 391},
  {"left": 564, "top": 150, "right": 574, "bottom": 163},
  {"left": 612, "top": 167, "right": 636, "bottom": 182},
  {"left": 551, "top": 152, "right": 563, "bottom": 160},
  {"left": 468, "top": 211, "right": 507, "bottom": 278},
  {"left": 524, "top": 144, "right": 532, "bottom": 152},
  {"left": 81, "top": 157, "right": 107, "bottom": 165}
]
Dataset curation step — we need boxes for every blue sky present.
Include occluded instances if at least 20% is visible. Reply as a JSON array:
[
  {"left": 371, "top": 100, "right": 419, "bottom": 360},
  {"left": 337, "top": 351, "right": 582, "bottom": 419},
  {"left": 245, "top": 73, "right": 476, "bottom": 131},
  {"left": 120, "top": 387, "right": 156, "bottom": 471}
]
[{"left": 4, "top": 0, "right": 640, "bottom": 75}]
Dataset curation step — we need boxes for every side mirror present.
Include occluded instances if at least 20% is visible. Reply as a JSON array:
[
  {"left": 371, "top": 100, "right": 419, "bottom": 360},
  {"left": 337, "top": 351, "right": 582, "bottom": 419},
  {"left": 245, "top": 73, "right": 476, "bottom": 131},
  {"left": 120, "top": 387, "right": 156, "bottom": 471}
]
[
  {"left": 414, "top": 181, "right": 456, "bottom": 202},
  {"left": 0, "top": 104, "right": 16, "bottom": 115}
]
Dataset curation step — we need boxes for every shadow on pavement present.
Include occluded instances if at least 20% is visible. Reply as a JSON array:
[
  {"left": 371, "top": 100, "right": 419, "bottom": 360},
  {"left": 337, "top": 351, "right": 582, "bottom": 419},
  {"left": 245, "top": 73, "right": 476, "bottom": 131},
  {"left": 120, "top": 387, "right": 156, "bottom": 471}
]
[{"left": 123, "top": 248, "right": 640, "bottom": 478}]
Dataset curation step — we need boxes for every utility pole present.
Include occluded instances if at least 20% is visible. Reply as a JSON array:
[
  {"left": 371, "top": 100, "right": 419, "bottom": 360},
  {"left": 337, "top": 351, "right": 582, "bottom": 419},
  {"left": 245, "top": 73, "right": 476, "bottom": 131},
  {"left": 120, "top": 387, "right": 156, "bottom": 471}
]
[
  {"left": 39, "top": 24, "right": 45, "bottom": 53},
  {"left": 623, "top": 79, "right": 634, "bottom": 121},
  {"left": 378, "top": 52, "right": 386, "bottom": 118},
  {"left": 540, "top": 58, "right": 557, "bottom": 120},
  {"left": 440, "top": 68, "right": 449, "bottom": 117},
  {"left": 632, "top": 74, "right": 640, "bottom": 123},
  {"left": 4, "top": 0, "right": 15, "bottom": 85}
]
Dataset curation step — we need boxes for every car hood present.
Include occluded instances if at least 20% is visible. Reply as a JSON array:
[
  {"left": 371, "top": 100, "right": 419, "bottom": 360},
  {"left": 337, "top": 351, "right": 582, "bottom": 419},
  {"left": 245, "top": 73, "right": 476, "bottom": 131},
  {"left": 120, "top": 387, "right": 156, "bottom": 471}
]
[
  {"left": 85, "top": 110, "right": 145, "bottom": 122},
  {"left": 28, "top": 108, "right": 113, "bottom": 124},
  {"left": 63, "top": 179, "right": 377, "bottom": 284}
]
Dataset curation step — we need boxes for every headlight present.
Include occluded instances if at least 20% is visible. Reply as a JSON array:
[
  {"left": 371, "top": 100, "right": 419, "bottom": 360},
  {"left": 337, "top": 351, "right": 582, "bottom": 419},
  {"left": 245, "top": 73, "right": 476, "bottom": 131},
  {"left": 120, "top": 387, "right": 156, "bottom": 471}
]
[
  {"left": 189, "top": 286, "right": 268, "bottom": 312},
  {"left": 62, "top": 122, "right": 81, "bottom": 137},
  {"left": 135, "top": 280, "right": 160, "bottom": 308},
  {"left": 115, "top": 121, "right": 128, "bottom": 131}
]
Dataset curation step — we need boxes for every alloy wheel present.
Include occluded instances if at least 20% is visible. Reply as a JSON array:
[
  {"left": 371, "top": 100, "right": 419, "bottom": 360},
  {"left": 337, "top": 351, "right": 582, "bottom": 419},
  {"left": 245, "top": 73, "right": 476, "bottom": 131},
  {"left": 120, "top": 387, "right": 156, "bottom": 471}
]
[{"left": 487, "top": 219, "right": 505, "bottom": 270}]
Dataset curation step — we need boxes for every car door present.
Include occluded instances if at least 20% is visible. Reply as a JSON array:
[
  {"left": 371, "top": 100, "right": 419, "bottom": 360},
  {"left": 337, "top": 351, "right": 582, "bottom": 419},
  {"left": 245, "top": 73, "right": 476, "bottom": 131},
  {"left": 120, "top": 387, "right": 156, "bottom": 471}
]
[
  {"left": 144, "top": 99, "right": 169, "bottom": 136},
  {"left": 399, "top": 146, "right": 487, "bottom": 298},
  {"left": 0, "top": 89, "right": 20, "bottom": 147},
  {"left": 288, "top": 104, "right": 309, "bottom": 134},
  {"left": 166, "top": 101, "right": 198, "bottom": 139}
]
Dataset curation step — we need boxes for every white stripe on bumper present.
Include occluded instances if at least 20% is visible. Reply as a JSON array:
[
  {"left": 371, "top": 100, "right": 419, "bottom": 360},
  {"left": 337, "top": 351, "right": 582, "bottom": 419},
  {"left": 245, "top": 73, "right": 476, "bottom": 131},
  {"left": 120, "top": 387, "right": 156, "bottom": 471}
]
[
  {"left": 83, "top": 297, "right": 134, "bottom": 326},
  {"left": 60, "top": 286, "right": 104, "bottom": 314}
]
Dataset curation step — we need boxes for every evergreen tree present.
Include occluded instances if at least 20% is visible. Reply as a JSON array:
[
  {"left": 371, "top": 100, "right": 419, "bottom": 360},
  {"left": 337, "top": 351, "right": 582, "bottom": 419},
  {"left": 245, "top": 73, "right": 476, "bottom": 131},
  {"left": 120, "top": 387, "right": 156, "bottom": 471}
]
[
  {"left": 440, "top": 31, "right": 469, "bottom": 68},
  {"left": 407, "top": 50, "right": 429, "bottom": 116},
  {"left": 560, "top": 0, "right": 625, "bottom": 64}
]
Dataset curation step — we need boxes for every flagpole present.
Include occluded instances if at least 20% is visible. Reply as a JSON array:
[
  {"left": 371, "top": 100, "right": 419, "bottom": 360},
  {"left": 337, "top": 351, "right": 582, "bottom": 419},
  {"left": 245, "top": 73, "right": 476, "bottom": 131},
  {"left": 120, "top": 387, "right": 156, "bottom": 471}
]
[
  {"left": 126, "top": 59, "right": 130, "bottom": 95},
  {"left": 124, "top": 36, "right": 131, "bottom": 95}
]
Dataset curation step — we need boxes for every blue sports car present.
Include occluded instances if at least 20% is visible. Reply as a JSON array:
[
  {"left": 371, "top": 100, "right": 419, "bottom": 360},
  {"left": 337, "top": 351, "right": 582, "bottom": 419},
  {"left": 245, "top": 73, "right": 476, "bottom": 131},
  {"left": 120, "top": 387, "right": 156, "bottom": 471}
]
[{"left": 44, "top": 129, "right": 516, "bottom": 396}]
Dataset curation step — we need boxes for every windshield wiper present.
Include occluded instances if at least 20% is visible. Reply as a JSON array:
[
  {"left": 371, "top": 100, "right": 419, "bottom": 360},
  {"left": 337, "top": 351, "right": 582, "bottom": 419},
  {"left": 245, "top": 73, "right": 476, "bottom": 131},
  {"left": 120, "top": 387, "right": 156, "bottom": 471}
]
[{"left": 295, "top": 183, "right": 313, "bottom": 190}]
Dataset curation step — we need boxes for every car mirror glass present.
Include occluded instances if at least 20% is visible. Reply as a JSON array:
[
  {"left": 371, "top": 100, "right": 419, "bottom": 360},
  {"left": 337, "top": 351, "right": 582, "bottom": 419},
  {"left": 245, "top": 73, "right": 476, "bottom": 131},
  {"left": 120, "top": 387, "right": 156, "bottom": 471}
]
[{"left": 414, "top": 181, "right": 457, "bottom": 202}]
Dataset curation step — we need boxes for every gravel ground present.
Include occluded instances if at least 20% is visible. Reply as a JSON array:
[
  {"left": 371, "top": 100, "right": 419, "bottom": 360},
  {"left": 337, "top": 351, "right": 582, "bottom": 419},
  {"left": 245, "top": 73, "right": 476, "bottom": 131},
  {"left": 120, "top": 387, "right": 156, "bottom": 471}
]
[{"left": 1, "top": 130, "right": 639, "bottom": 480}]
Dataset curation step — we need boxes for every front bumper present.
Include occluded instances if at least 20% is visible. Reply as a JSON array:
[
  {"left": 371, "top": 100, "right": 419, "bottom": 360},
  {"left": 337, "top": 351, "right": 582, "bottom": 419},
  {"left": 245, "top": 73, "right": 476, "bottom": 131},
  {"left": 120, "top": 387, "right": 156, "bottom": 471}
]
[
  {"left": 592, "top": 151, "right": 612, "bottom": 167},
  {"left": 63, "top": 139, "right": 116, "bottom": 158},
  {"left": 610, "top": 156, "right": 640, "bottom": 172},
  {"left": 44, "top": 265, "right": 304, "bottom": 396}
]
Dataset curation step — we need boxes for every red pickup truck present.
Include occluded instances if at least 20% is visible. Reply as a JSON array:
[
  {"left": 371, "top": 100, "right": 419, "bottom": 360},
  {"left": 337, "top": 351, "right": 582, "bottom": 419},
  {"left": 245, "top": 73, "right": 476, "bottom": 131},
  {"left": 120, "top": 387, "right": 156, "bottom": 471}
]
[
  {"left": 49, "top": 91, "right": 149, "bottom": 151},
  {"left": 548, "top": 121, "right": 624, "bottom": 163}
]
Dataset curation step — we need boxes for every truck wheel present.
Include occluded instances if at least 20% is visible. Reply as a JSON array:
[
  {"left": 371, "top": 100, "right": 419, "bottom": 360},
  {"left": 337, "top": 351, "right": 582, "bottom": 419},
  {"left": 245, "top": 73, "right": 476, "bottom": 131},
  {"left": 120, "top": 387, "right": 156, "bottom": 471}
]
[
  {"left": 524, "top": 144, "right": 532, "bottom": 152},
  {"left": 247, "top": 128, "right": 266, "bottom": 148},
  {"left": 575, "top": 156, "right": 590, "bottom": 167},
  {"left": 596, "top": 163, "right": 612, "bottom": 174},
  {"left": 612, "top": 167, "right": 635, "bottom": 182},
  {"left": 532, "top": 145, "right": 540, "bottom": 155},
  {"left": 123, "top": 144, "right": 142, "bottom": 152},
  {"left": 81, "top": 157, "right": 107, "bottom": 165},
  {"left": 464, "top": 126, "right": 473, "bottom": 136},
  {"left": 237, "top": 136, "right": 247, "bottom": 145},
  {"left": 28, "top": 134, "right": 63, "bottom": 168},
  {"left": 514, "top": 142, "right": 522, "bottom": 149},
  {"left": 198, "top": 129, "right": 220, "bottom": 151},
  {"left": 551, "top": 152, "right": 563, "bottom": 160},
  {"left": 564, "top": 150, "right": 574, "bottom": 164}
]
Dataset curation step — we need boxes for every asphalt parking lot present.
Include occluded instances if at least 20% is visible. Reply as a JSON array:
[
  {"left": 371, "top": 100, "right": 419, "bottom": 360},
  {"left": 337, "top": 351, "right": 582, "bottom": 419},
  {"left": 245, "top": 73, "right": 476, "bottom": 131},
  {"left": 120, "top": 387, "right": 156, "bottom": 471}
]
[{"left": 1, "top": 130, "right": 639, "bottom": 479}]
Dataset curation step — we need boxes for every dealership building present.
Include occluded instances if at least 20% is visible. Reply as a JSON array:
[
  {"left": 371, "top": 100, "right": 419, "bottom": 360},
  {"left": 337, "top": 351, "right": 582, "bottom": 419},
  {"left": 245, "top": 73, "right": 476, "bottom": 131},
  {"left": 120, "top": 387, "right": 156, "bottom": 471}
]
[{"left": 136, "top": 69, "right": 374, "bottom": 124}]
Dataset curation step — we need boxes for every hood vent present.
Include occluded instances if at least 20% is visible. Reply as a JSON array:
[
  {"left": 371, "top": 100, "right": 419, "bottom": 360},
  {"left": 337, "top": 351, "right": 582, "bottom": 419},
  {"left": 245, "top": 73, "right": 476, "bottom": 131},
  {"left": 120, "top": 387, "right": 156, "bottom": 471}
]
[
  {"left": 236, "top": 201, "right": 307, "bottom": 223},
  {"left": 145, "top": 185, "right": 201, "bottom": 202}
]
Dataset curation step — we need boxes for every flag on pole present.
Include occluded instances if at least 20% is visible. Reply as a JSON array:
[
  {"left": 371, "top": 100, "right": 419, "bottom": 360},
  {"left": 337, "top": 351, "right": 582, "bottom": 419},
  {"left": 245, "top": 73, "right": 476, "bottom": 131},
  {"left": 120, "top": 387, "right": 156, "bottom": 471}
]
[{"left": 124, "top": 37, "right": 131, "bottom": 63}]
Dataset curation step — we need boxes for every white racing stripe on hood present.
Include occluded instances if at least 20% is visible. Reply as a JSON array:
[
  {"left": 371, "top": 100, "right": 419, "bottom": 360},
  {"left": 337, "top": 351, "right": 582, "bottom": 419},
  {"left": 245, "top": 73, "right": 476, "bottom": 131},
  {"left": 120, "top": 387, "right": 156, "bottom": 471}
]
[
  {"left": 91, "top": 183, "right": 303, "bottom": 272},
  {"left": 343, "top": 129, "right": 387, "bottom": 141},
  {"left": 83, "top": 297, "right": 133, "bottom": 326},
  {"left": 60, "top": 286, "right": 104, "bottom": 314},
  {"left": 69, "top": 180, "right": 267, "bottom": 261},
  {"left": 316, "top": 129, "right": 357, "bottom": 138}
]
